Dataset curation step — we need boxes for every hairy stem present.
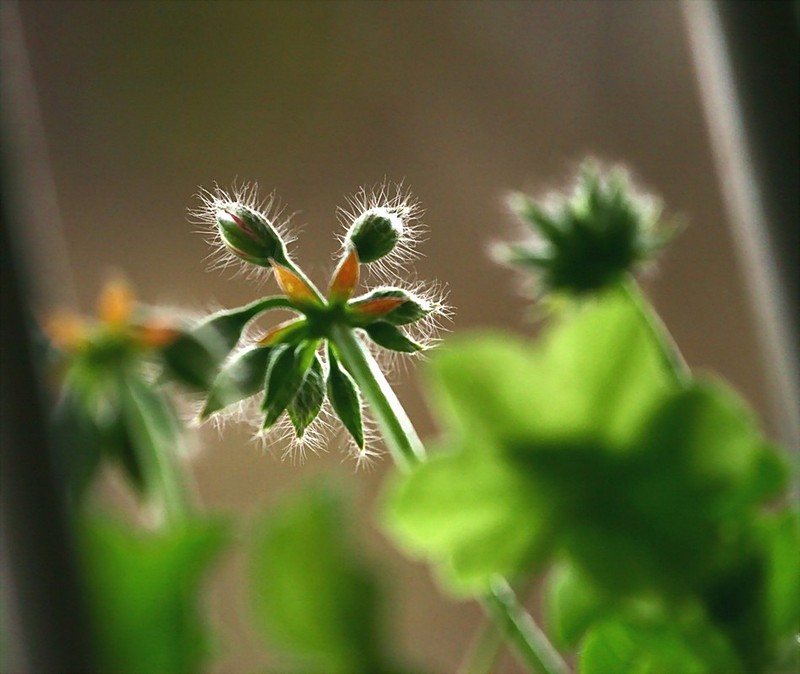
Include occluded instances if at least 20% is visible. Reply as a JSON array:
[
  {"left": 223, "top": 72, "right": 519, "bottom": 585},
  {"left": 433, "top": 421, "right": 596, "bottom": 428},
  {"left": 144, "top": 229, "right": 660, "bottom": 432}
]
[
  {"left": 329, "top": 323, "right": 425, "bottom": 470},
  {"left": 329, "top": 323, "right": 571, "bottom": 674}
]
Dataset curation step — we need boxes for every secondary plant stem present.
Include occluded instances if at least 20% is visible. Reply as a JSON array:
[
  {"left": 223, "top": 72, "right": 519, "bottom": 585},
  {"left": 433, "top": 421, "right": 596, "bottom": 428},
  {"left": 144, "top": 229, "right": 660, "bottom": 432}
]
[
  {"left": 483, "top": 577, "right": 571, "bottom": 674},
  {"left": 622, "top": 279, "right": 692, "bottom": 387},
  {"left": 329, "top": 323, "right": 571, "bottom": 674}
]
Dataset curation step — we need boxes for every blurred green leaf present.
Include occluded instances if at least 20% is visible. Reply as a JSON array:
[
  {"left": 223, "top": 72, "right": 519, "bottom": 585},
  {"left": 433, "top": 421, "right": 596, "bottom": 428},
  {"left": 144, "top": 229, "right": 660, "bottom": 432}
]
[
  {"left": 287, "top": 353, "right": 325, "bottom": 436},
  {"left": 201, "top": 345, "right": 273, "bottom": 418},
  {"left": 384, "top": 288, "right": 791, "bottom": 670},
  {"left": 250, "top": 483, "right": 392, "bottom": 674},
  {"left": 385, "top": 444, "right": 553, "bottom": 594},
  {"left": 579, "top": 617, "right": 736, "bottom": 674},
  {"left": 327, "top": 349, "right": 364, "bottom": 448},
  {"left": 544, "top": 562, "right": 610, "bottom": 649},
  {"left": 80, "top": 515, "right": 228, "bottom": 674},
  {"left": 430, "top": 288, "right": 673, "bottom": 448},
  {"left": 762, "top": 508, "right": 800, "bottom": 641}
]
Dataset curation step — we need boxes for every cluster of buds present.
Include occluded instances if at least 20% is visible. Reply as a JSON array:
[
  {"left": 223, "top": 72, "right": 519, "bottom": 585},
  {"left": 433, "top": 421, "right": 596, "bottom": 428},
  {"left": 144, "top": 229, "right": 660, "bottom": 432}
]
[
  {"left": 44, "top": 279, "right": 188, "bottom": 498},
  {"left": 496, "top": 163, "right": 674, "bottom": 296},
  {"left": 191, "top": 183, "right": 446, "bottom": 461}
]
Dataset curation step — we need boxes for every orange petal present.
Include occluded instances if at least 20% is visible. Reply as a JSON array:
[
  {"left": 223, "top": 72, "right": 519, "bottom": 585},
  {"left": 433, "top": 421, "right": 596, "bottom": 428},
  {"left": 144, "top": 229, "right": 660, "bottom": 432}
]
[
  {"left": 43, "top": 310, "right": 88, "bottom": 350},
  {"left": 98, "top": 277, "right": 135, "bottom": 326},
  {"left": 132, "top": 322, "right": 181, "bottom": 349},
  {"left": 351, "top": 297, "right": 405, "bottom": 318},
  {"left": 328, "top": 248, "right": 359, "bottom": 302},
  {"left": 272, "top": 262, "right": 321, "bottom": 308}
]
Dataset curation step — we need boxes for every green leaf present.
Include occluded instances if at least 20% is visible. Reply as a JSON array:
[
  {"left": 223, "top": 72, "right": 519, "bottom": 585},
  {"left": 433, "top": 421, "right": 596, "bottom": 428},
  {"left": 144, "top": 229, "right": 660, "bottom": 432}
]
[
  {"left": 761, "top": 507, "right": 800, "bottom": 645},
  {"left": 327, "top": 348, "right": 364, "bottom": 448},
  {"left": 384, "top": 289, "right": 788, "bottom": 607},
  {"left": 262, "top": 342, "right": 316, "bottom": 429},
  {"left": 544, "top": 561, "right": 610, "bottom": 648},
  {"left": 80, "top": 515, "right": 228, "bottom": 674},
  {"left": 161, "top": 296, "right": 291, "bottom": 391},
  {"left": 201, "top": 346, "right": 274, "bottom": 418},
  {"left": 51, "top": 386, "right": 103, "bottom": 501},
  {"left": 287, "top": 353, "right": 325, "bottom": 436},
  {"left": 579, "top": 616, "right": 740, "bottom": 674},
  {"left": 431, "top": 288, "right": 673, "bottom": 447},
  {"left": 250, "top": 483, "right": 390, "bottom": 674},
  {"left": 363, "top": 322, "right": 422, "bottom": 353},
  {"left": 117, "top": 371, "right": 184, "bottom": 497},
  {"left": 385, "top": 443, "right": 554, "bottom": 595}
]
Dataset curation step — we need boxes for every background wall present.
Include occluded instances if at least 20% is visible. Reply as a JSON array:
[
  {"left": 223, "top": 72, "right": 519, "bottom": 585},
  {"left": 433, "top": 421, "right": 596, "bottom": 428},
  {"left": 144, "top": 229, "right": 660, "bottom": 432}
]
[{"left": 18, "top": 2, "right": 773, "bottom": 672}]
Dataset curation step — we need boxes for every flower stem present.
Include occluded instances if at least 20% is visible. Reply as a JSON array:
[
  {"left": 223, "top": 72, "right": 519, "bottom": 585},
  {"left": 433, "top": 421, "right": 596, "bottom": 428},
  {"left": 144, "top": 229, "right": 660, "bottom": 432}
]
[
  {"left": 328, "top": 323, "right": 571, "bottom": 674},
  {"left": 482, "top": 577, "right": 571, "bottom": 674},
  {"left": 329, "top": 323, "right": 425, "bottom": 471},
  {"left": 621, "top": 279, "right": 692, "bottom": 387}
]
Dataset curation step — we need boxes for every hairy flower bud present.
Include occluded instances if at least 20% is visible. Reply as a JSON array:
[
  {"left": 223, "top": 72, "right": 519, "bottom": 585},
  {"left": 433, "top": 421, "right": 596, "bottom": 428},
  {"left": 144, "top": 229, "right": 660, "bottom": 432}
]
[
  {"left": 348, "top": 287, "right": 433, "bottom": 326},
  {"left": 216, "top": 204, "right": 287, "bottom": 267},
  {"left": 346, "top": 207, "right": 403, "bottom": 263}
]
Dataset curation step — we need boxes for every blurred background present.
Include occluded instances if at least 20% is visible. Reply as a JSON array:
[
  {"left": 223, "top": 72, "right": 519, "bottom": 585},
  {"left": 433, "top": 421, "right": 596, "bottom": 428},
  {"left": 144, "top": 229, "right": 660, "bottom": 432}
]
[{"left": 8, "top": 1, "right": 780, "bottom": 672}]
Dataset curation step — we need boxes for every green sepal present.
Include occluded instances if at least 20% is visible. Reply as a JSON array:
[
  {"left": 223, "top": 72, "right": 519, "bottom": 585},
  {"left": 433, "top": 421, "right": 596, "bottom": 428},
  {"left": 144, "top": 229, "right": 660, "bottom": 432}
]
[
  {"left": 262, "top": 342, "right": 317, "bottom": 429},
  {"left": 201, "top": 346, "right": 274, "bottom": 419},
  {"left": 117, "top": 372, "right": 184, "bottom": 498},
  {"left": 363, "top": 322, "right": 422, "bottom": 353},
  {"left": 161, "top": 296, "right": 291, "bottom": 391},
  {"left": 327, "top": 346, "right": 364, "bottom": 448},
  {"left": 287, "top": 354, "right": 326, "bottom": 437}
]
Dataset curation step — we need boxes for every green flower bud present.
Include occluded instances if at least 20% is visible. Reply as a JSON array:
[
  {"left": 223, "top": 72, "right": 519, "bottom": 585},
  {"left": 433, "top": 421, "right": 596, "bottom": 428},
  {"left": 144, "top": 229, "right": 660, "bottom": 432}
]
[
  {"left": 348, "top": 287, "right": 432, "bottom": 326},
  {"left": 216, "top": 204, "right": 287, "bottom": 267},
  {"left": 500, "top": 163, "right": 674, "bottom": 296},
  {"left": 346, "top": 207, "right": 403, "bottom": 263}
]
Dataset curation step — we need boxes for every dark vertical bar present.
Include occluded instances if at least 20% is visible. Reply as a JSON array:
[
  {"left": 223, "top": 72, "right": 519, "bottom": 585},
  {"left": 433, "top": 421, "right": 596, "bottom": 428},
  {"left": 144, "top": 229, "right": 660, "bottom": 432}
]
[
  {"left": 715, "top": 1, "right": 799, "bottom": 331},
  {"left": 0, "top": 182, "right": 96, "bottom": 674},
  {"left": 0, "top": 3, "right": 96, "bottom": 672}
]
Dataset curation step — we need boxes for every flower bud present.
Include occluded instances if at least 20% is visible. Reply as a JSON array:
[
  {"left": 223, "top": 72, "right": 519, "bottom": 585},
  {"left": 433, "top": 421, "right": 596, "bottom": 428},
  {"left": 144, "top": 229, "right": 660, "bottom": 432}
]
[
  {"left": 216, "top": 204, "right": 287, "bottom": 267},
  {"left": 346, "top": 207, "right": 403, "bottom": 263},
  {"left": 348, "top": 287, "right": 432, "bottom": 326}
]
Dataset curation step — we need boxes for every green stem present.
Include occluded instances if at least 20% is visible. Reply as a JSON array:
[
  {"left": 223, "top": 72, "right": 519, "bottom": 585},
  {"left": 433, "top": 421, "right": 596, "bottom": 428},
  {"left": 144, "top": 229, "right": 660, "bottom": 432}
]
[
  {"left": 481, "top": 577, "right": 571, "bottom": 674},
  {"left": 329, "top": 323, "right": 425, "bottom": 470},
  {"left": 621, "top": 279, "right": 692, "bottom": 387},
  {"left": 329, "top": 323, "right": 571, "bottom": 674},
  {"left": 458, "top": 616, "right": 504, "bottom": 674}
]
